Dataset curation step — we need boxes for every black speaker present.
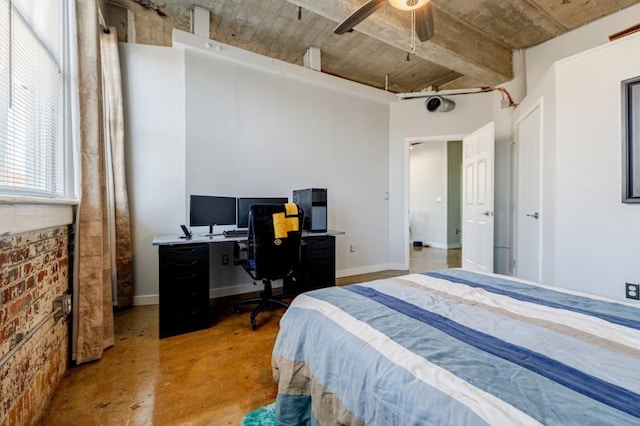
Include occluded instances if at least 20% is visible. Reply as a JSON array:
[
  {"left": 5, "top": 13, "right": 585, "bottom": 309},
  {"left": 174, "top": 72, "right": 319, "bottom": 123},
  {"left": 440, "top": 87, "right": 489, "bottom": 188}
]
[{"left": 293, "top": 188, "right": 327, "bottom": 232}]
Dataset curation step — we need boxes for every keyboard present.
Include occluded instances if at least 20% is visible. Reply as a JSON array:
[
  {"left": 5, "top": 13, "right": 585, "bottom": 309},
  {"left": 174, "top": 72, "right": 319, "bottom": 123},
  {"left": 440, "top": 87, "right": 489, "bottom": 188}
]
[{"left": 223, "top": 229, "right": 248, "bottom": 238}]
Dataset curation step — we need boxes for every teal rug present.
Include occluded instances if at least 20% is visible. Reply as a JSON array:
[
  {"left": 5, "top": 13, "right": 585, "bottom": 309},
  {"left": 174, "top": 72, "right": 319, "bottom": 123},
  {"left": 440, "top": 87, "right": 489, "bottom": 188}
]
[{"left": 240, "top": 402, "right": 277, "bottom": 426}]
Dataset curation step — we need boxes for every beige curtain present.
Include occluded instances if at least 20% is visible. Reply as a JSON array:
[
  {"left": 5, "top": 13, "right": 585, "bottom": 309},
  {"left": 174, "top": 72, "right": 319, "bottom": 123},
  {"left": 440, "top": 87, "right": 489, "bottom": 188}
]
[
  {"left": 73, "top": 0, "right": 133, "bottom": 364},
  {"left": 101, "top": 26, "right": 134, "bottom": 308}
]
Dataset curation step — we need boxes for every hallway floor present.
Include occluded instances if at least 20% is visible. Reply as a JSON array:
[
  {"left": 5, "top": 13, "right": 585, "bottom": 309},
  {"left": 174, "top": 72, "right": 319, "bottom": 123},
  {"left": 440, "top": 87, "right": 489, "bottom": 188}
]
[{"left": 41, "top": 247, "right": 460, "bottom": 425}]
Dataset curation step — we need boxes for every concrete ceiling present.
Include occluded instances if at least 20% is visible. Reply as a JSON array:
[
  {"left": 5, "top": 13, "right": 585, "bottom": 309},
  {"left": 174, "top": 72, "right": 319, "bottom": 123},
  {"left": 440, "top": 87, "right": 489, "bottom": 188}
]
[{"left": 107, "top": 0, "right": 640, "bottom": 93}]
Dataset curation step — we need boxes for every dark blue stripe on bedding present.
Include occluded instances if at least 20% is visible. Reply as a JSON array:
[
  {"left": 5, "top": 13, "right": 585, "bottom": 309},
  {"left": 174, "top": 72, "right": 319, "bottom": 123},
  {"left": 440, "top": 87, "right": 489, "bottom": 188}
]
[
  {"left": 346, "top": 284, "right": 640, "bottom": 419},
  {"left": 425, "top": 271, "right": 640, "bottom": 330}
]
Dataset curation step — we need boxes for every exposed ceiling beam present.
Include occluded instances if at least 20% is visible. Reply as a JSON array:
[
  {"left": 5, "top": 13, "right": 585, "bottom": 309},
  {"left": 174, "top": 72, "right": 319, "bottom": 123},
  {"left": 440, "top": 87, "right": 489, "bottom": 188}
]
[{"left": 286, "top": 0, "right": 513, "bottom": 86}]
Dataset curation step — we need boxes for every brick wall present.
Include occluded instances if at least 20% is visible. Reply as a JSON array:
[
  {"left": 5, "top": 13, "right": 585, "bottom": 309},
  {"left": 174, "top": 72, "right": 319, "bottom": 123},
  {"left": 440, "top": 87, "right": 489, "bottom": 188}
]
[{"left": 0, "top": 226, "right": 70, "bottom": 426}]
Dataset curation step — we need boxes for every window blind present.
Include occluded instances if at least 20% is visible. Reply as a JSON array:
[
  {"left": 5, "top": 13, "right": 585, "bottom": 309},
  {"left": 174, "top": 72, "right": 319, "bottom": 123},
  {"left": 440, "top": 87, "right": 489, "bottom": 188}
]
[{"left": 0, "top": 0, "right": 65, "bottom": 197}]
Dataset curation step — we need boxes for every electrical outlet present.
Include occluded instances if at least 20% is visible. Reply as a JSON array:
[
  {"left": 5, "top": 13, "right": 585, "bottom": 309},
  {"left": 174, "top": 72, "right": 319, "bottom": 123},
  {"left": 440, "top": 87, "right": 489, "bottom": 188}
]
[
  {"left": 222, "top": 254, "right": 229, "bottom": 265},
  {"left": 626, "top": 282, "right": 640, "bottom": 300}
]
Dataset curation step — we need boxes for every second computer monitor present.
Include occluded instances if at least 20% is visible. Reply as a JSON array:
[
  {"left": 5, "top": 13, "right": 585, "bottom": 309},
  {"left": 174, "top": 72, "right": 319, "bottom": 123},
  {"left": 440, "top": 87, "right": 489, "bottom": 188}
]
[
  {"left": 190, "top": 195, "right": 236, "bottom": 235},
  {"left": 236, "top": 197, "right": 288, "bottom": 229}
]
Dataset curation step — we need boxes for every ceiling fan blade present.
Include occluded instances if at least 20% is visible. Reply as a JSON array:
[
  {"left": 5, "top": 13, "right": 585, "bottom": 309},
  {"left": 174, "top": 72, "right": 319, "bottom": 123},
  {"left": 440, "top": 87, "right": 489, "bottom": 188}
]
[
  {"left": 334, "top": 0, "right": 387, "bottom": 35},
  {"left": 415, "top": 3, "right": 435, "bottom": 42}
]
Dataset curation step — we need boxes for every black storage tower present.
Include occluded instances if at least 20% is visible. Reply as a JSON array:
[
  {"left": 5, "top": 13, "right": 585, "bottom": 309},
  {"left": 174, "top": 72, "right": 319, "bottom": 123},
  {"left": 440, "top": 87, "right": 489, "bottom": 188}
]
[
  {"left": 293, "top": 188, "right": 328, "bottom": 232},
  {"left": 158, "top": 243, "right": 210, "bottom": 338}
]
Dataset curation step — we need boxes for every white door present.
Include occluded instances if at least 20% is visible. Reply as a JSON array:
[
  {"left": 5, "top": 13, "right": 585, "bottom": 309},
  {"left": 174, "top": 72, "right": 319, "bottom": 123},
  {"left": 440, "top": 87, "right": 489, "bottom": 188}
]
[
  {"left": 462, "top": 122, "right": 495, "bottom": 273},
  {"left": 515, "top": 106, "right": 542, "bottom": 281}
]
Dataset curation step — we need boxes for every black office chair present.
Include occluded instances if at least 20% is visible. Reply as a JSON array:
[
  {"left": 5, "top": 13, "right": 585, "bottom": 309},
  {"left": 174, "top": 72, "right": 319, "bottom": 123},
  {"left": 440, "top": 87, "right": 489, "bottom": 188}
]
[{"left": 233, "top": 203, "right": 303, "bottom": 330}]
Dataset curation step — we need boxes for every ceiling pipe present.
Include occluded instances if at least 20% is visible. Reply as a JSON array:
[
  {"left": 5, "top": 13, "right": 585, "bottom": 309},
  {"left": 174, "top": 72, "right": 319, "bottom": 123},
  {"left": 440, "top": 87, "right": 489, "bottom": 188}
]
[
  {"left": 397, "top": 87, "right": 491, "bottom": 100},
  {"left": 398, "top": 86, "right": 518, "bottom": 108}
]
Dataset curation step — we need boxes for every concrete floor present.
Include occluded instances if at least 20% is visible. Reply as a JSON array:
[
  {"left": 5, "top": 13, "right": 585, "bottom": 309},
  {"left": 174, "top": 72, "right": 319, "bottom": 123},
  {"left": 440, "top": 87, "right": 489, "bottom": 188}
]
[{"left": 41, "top": 247, "right": 460, "bottom": 425}]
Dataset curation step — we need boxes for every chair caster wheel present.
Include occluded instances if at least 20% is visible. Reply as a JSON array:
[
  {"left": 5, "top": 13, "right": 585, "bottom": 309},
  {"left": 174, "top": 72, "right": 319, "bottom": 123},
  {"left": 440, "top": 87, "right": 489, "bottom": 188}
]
[
  {"left": 233, "top": 306, "right": 242, "bottom": 314},
  {"left": 251, "top": 318, "right": 257, "bottom": 331}
]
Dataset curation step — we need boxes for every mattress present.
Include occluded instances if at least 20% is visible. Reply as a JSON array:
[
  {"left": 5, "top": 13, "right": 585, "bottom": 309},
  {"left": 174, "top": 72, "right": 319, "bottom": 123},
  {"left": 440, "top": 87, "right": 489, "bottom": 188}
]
[{"left": 272, "top": 269, "right": 640, "bottom": 425}]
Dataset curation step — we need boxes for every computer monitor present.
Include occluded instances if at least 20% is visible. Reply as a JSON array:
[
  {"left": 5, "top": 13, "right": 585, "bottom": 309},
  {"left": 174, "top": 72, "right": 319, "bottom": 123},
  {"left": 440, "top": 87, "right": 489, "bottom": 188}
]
[
  {"left": 189, "top": 195, "right": 236, "bottom": 236},
  {"left": 236, "top": 197, "right": 288, "bottom": 229}
]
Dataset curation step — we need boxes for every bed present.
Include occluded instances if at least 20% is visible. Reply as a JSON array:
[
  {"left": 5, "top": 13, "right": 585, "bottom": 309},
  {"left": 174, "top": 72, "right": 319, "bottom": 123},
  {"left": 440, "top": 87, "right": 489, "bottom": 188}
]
[{"left": 272, "top": 269, "right": 640, "bottom": 425}]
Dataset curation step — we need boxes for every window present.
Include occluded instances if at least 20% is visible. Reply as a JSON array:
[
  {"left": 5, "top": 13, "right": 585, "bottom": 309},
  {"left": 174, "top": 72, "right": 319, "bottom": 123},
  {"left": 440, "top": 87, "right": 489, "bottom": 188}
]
[{"left": 0, "top": 0, "right": 68, "bottom": 198}]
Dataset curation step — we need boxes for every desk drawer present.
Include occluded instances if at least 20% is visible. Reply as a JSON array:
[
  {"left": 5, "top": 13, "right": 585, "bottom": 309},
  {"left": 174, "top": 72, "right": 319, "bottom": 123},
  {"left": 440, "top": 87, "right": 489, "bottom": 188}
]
[
  {"left": 160, "top": 275, "right": 209, "bottom": 298},
  {"left": 290, "top": 235, "right": 336, "bottom": 293},
  {"left": 161, "top": 263, "right": 208, "bottom": 280},
  {"left": 158, "top": 243, "right": 210, "bottom": 338},
  {"left": 160, "top": 289, "right": 208, "bottom": 315},
  {"left": 306, "top": 257, "right": 334, "bottom": 274},
  {"left": 304, "top": 236, "right": 334, "bottom": 259},
  {"left": 160, "top": 244, "right": 208, "bottom": 265}
]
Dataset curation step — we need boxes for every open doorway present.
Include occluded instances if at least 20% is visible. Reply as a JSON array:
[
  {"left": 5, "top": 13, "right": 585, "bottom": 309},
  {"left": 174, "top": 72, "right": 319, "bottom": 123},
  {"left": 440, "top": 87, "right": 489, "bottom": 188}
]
[
  {"left": 408, "top": 139, "right": 462, "bottom": 272},
  {"left": 405, "top": 122, "right": 495, "bottom": 274}
]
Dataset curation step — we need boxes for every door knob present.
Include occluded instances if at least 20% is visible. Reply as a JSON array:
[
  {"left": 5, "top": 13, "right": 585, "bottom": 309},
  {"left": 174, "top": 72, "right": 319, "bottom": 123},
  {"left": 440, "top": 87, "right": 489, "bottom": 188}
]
[
  {"left": 481, "top": 211, "right": 493, "bottom": 216},
  {"left": 526, "top": 212, "right": 539, "bottom": 219}
]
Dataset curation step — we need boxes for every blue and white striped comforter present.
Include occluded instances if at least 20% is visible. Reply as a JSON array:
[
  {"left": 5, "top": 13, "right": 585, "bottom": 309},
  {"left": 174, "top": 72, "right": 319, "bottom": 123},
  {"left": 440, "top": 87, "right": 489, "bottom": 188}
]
[{"left": 272, "top": 269, "right": 640, "bottom": 425}]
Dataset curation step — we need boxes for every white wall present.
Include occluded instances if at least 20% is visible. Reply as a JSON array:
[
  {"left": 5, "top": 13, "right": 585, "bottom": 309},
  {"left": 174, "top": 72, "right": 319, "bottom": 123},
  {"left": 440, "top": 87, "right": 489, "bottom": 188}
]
[
  {"left": 121, "top": 44, "right": 186, "bottom": 305},
  {"left": 409, "top": 141, "right": 448, "bottom": 248},
  {"left": 122, "top": 32, "right": 395, "bottom": 301},
  {"left": 182, "top": 46, "right": 392, "bottom": 296},
  {"left": 123, "top": 9, "right": 640, "bottom": 302},
  {"left": 517, "top": 29, "right": 640, "bottom": 301},
  {"left": 552, "top": 33, "right": 640, "bottom": 300},
  {"left": 525, "top": 3, "right": 640, "bottom": 91},
  {"left": 389, "top": 92, "right": 512, "bottom": 273}
]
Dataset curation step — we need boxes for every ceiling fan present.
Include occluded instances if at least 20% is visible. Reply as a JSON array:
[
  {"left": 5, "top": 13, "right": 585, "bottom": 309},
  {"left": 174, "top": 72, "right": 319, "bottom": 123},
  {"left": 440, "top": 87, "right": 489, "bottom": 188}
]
[{"left": 334, "top": 0, "right": 435, "bottom": 43}]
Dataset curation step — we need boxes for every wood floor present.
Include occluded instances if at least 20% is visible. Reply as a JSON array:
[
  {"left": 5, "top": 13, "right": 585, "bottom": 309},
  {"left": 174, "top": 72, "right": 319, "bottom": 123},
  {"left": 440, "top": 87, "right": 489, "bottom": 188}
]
[{"left": 41, "top": 247, "right": 460, "bottom": 425}]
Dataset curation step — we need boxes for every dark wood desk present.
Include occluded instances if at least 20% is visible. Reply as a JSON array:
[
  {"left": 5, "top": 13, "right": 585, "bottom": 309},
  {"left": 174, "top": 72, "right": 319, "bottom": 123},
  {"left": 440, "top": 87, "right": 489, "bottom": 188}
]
[{"left": 153, "top": 231, "right": 343, "bottom": 338}]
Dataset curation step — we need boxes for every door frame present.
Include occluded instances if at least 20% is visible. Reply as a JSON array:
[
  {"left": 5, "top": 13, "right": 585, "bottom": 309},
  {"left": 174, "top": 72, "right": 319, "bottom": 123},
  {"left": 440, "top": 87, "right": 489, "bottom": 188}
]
[
  {"left": 512, "top": 97, "right": 545, "bottom": 280},
  {"left": 403, "top": 134, "right": 466, "bottom": 270}
]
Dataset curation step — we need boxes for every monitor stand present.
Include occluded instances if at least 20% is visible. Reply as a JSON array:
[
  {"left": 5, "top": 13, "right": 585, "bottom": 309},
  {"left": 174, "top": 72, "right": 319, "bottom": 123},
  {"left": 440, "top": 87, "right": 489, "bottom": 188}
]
[{"left": 203, "top": 225, "right": 222, "bottom": 237}]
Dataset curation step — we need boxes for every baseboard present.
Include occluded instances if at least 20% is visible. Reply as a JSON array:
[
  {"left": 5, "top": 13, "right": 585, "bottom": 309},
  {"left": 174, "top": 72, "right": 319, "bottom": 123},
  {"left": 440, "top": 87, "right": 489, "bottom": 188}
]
[
  {"left": 337, "top": 263, "right": 407, "bottom": 278},
  {"left": 133, "top": 294, "right": 159, "bottom": 306},
  {"left": 209, "top": 281, "right": 283, "bottom": 299},
  {"left": 414, "top": 242, "right": 461, "bottom": 250},
  {"left": 134, "top": 264, "right": 413, "bottom": 304},
  {"left": 422, "top": 242, "right": 448, "bottom": 249},
  {"left": 133, "top": 282, "right": 287, "bottom": 305}
]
